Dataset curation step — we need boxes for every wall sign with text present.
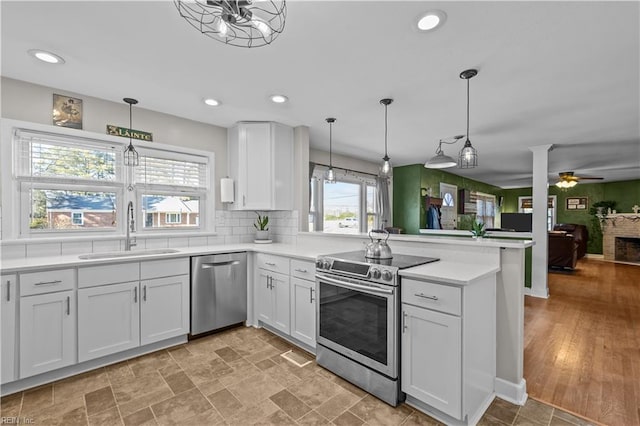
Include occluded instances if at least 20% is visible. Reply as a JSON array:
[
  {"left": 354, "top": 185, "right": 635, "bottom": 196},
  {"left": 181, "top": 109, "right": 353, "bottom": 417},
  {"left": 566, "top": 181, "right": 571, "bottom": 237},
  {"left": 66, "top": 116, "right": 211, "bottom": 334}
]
[{"left": 106, "top": 125, "right": 153, "bottom": 142}]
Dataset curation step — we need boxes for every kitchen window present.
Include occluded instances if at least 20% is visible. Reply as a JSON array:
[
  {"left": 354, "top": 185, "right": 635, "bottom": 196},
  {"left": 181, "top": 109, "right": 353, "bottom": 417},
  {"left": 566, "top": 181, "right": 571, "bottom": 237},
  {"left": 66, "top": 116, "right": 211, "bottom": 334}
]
[
  {"left": 476, "top": 192, "right": 496, "bottom": 228},
  {"left": 309, "top": 164, "right": 379, "bottom": 234},
  {"left": 4, "top": 122, "right": 214, "bottom": 238}
]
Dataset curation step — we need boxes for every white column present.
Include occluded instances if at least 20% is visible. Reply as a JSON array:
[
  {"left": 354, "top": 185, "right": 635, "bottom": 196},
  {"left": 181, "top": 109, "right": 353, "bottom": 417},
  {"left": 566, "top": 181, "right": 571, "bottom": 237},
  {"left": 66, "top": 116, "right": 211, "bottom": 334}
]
[
  {"left": 528, "top": 144, "right": 553, "bottom": 298},
  {"left": 293, "top": 126, "right": 310, "bottom": 232}
]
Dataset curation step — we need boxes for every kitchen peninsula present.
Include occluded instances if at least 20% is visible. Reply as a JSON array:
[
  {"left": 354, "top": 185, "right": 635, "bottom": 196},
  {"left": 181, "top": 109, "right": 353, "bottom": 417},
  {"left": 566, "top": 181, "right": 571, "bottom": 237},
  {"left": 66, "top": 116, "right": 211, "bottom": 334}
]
[{"left": 2, "top": 230, "right": 532, "bottom": 418}]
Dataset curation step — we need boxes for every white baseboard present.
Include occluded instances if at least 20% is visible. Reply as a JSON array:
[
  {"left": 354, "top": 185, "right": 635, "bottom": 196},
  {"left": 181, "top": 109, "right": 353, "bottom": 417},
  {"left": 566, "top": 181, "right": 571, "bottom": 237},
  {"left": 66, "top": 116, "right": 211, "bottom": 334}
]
[
  {"left": 525, "top": 287, "right": 549, "bottom": 299},
  {"left": 495, "top": 378, "right": 528, "bottom": 405},
  {"left": 584, "top": 254, "right": 604, "bottom": 260}
]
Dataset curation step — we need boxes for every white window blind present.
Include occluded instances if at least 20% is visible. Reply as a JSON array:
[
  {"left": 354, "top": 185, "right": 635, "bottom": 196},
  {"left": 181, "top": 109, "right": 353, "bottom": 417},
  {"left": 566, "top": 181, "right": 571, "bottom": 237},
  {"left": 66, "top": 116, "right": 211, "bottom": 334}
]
[
  {"left": 15, "top": 130, "right": 120, "bottom": 183},
  {"left": 135, "top": 151, "right": 208, "bottom": 190}
]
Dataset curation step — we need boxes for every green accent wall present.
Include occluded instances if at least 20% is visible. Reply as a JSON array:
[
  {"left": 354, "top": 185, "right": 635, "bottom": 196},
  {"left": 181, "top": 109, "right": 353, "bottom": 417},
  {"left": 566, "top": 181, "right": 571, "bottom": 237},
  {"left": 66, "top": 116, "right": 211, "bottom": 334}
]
[
  {"left": 393, "top": 164, "right": 504, "bottom": 234},
  {"left": 501, "top": 179, "right": 640, "bottom": 254}
]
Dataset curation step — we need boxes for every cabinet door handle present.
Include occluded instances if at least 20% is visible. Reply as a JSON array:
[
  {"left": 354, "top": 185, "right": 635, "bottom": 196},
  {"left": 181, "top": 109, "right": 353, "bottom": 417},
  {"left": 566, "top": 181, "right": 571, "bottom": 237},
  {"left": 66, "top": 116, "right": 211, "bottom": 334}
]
[
  {"left": 6, "top": 280, "right": 10, "bottom": 302},
  {"left": 134, "top": 287, "right": 138, "bottom": 303},
  {"left": 265, "top": 262, "right": 276, "bottom": 267},
  {"left": 269, "top": 276, "right": 274, "bottom": 290},
  {"left": 243, "top": 195, "right": 246, "bottom": 206},
  {"left": 415, "top": 293, "right": 439, "bottom": 301},
  {"left": 402, "top": 311, "right": 408, "bottom": 333},
  {"left": 309, "top": 287, "right": 315, "bottom": 303},
  {"left": 295, "top": 268, "right": 308, "bottom": 273},
  {"left": 66, "top": 296, "right": 70, "bottom": 316},
  {"left": 143, "top": 285, "right": 147, "bottom": 301},
  {"left": 34, "top": 279, "right": 62, "bottom": 286}
]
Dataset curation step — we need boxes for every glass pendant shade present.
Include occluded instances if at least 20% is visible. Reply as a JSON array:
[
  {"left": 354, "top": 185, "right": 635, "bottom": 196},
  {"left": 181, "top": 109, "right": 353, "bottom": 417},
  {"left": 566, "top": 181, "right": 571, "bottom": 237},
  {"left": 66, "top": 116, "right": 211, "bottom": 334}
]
[
  {"left": 325, "top": 167, "right": 336, "bottom": 183},
  {"left": 458, "top": 139, "right": 478, "bottom": 168},
  {"left": 556, "top": 180, "right": 577, "bottom": 189},
  {"left": 381, "top": 156, "right": 392, "bottom": 176}
]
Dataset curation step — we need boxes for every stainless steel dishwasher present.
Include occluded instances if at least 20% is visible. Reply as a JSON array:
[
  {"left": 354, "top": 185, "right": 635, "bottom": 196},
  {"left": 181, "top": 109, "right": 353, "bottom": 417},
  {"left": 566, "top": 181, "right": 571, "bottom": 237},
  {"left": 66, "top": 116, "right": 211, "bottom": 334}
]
[{"left": 190, "top": 252, "right": 247, "bottom": 337}]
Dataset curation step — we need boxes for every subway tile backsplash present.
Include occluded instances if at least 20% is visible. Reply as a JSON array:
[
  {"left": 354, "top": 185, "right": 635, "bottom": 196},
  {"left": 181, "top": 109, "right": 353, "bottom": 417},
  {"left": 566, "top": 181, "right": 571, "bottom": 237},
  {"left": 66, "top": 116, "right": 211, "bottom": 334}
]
[{"left": 0, "top": 210, "right": 299, "bottom": 261}]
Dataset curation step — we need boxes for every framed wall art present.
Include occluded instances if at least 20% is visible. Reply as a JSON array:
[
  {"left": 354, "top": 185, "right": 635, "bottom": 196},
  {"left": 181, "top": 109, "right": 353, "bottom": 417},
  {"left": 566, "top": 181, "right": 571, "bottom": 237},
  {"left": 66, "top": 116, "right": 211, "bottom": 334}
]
[
  {"left": 566, "top": 197, "right": 588, "bottom": 210},
  {"left": 53, "top": 94, "right": 83, "bottom": 129}
]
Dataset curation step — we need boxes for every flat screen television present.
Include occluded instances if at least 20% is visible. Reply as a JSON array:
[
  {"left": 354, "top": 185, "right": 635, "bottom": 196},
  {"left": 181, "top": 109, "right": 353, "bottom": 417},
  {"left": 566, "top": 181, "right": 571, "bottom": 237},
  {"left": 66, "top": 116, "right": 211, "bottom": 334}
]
[{"left": 500, "top": 213, "right": 533, "bottom": 232}]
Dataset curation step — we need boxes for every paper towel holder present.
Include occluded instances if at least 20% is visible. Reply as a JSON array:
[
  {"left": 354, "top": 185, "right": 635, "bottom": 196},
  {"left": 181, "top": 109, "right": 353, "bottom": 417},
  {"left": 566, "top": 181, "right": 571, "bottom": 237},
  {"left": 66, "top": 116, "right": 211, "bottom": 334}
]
[{"left": 220, "top": 177, "right": 235, "bottom": 203}]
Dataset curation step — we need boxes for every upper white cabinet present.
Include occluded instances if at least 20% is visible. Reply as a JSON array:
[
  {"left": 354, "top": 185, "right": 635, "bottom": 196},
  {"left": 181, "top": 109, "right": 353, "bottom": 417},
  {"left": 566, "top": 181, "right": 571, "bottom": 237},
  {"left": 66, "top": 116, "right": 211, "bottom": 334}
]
[
  {"left": 228, "top": 121, "right": 294, "bottom": 210},
  {"left": 1, "top": 274, "right": 17, "bottom": 384}
]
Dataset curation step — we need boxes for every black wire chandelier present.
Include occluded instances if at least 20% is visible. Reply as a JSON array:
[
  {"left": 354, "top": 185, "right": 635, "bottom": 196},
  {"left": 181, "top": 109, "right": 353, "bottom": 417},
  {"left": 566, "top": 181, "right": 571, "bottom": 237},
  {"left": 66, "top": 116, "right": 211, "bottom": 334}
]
[{"left": 174, "top": 0, "right": 287, "bottom": 48}]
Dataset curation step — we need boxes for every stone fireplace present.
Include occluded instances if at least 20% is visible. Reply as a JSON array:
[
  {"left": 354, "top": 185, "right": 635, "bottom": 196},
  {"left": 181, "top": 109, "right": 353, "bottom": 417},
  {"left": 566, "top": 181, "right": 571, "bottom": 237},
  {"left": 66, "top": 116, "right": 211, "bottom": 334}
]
[{"left": 602, "top": 214, "right": 640, "bottom": 263}]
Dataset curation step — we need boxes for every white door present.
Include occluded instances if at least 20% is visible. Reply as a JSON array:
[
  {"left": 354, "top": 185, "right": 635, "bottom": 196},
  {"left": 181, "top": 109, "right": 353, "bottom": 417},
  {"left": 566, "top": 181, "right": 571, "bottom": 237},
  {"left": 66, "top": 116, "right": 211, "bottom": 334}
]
[
  {"left": 290, "top": 277, "right": 316, "bottom": 348},
  {"left": 1, "top": 275, "right": 17, "bottom": 383},
  {"left": 20, "top": 290, "right": 76, "bottom": 378},
  {"left": 141, "top": 275, "right": 189, "bottom": 345},
  {"left": 78, "top": 281, "right": 140, "bottom": 362},
  {"left": 256, "top": 269, "right": 273, "bottom": 325},
  {"left": 401, "top": 303, "right": 462, "bottom": 420},
  {"left": 241, "top": 122, "right": 272, "bottom": 210},
  {"left": 271, "top": 271, "right": 290, "bottom": 335},
  {"left": 440, "top": 183, "right": 458, "bottom": 229}
]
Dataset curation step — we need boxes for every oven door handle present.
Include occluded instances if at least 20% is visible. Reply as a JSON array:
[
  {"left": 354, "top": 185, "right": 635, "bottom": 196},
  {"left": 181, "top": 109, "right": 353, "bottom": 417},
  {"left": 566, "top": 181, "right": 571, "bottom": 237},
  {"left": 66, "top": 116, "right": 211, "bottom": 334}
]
[{"left": 315, "top": 274, "right": 394, "bottom": 295}]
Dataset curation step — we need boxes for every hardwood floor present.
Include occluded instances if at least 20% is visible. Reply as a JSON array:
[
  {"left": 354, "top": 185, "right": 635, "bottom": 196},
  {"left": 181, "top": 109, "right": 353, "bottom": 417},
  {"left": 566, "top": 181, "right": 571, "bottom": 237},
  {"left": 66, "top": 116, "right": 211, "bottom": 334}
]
[{"left": 525, "top": 258, "right": 640, "bottom": 426}]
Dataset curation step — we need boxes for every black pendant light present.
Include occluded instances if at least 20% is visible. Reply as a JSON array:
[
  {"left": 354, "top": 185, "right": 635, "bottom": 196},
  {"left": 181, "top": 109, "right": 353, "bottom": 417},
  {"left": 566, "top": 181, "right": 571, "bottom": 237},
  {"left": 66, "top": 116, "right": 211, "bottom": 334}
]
[
  {"left": 123, "top": 98, "right": 139, "bottom": 167},
  {"left": 458, "top": 69, "right": 478, "bottom": 168},
  {"left": 325, "top": 117, "right": 336, "bottom": 183},
  {"left": 379, "top": 98, "right": 393, "bottom": 176}
]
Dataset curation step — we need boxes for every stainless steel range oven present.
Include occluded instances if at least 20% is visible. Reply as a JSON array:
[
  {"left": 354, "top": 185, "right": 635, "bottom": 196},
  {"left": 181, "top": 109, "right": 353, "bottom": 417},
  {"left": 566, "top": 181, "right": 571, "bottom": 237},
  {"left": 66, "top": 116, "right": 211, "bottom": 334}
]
[{"left": 315, "top": 251, "right": 439, "bottom": 406}]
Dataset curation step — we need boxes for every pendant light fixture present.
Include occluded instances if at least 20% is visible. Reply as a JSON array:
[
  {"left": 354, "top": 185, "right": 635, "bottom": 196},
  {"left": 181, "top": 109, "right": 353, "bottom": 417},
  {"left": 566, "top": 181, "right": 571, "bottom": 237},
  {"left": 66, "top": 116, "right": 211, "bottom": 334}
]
[
  {"left": 123, "top": 98, "right": 139, "bottom": 167},
  {"left": 325, "top": 117, "right": 336, "bottom": 183},
  {"left": 174, "top": 0, "right": 287, "bottom": 48},
  {"left": 458, "top": 69, "right": 478, "bottom": 168},
  {"left": 424, "top": 135, "right": 464, "bottom": 169},
  {"left": 379, "top": 98, "right": 393, "bottom": 177}
]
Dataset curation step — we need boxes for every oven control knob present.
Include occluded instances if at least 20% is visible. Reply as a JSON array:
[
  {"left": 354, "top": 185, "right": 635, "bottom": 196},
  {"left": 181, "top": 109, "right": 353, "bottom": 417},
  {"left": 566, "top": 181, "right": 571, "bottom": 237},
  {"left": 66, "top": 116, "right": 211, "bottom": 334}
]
[
  {"left": 323, "top": 261, "right": 332, "bottom": 270},
  {"left": 316, "top": 259, "right": 324, "bottom": 269},
  {"left": 381, "top": 270, "right": 393, "bottom": 281},
  {"left": 370, "top": 268, "right": 381, "bottom": 279}
]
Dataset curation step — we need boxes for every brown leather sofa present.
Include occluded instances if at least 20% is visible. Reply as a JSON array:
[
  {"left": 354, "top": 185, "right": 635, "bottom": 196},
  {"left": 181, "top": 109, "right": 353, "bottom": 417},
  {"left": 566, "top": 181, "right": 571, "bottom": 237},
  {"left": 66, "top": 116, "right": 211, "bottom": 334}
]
[
  {"left": 548, "top": 231, "right": 578, "bottom": 269},
  {"left": 553, "top": 223, "right": 588, "bottom": 259}
]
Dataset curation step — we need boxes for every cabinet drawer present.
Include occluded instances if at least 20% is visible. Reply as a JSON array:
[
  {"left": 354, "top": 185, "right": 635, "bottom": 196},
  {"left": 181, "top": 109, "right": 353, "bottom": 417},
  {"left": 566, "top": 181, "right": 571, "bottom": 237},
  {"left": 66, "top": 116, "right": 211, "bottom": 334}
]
[
  {"left": 141, "top": 258, "right": 189, "bottom": 280},
  {"left": 257, "top": 254, "right": 289, "bottom": 274},
  {"left": 402, "top": 279, "right": 461, "bottom": 316},
  {"left": 20, "top": 269, "right": 75, "bottom": 296},
  {"left": 79, "top": 263, "right": 140, "bottom": 288},
  {"left": 290, "top": 259, "right": 315, "bottom": 281}
]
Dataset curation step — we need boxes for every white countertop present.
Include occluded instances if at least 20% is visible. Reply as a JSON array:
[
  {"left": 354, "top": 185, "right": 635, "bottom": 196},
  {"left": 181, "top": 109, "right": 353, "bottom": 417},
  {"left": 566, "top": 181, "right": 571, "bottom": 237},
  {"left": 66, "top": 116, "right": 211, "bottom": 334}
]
[{"left": 400, "top": 260, "right": 500, "bottom": 286}]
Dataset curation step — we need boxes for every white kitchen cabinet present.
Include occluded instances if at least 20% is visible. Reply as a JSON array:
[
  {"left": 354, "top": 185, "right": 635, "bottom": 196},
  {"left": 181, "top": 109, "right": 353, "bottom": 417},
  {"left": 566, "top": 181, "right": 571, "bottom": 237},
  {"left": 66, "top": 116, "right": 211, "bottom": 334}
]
[
  {"left": 256, "top": 268, "right": 290, "bottom": 335},
  {"left": 401, "top": 276, "right": 496, "bottom": 425},
  {"left": 402, "top": 303, "right": 462, "bottom": 418},
  {"left": 290, "top": 277, "right": 315, "bottom": 348},
  {"left": 20, "top": 290, "right": 76, "bottom": 378},
  {"left": 228, "top": 121, "right": 294, "bottom": 210},
  {"left": 1, "top": 274, "right": 17, "bottom": 384},
  {"left": 140, "top": 274, "right": 189, "bottom": 345},
  {"left": 78, "top": 281, "right": 140, "bottom": 362}
]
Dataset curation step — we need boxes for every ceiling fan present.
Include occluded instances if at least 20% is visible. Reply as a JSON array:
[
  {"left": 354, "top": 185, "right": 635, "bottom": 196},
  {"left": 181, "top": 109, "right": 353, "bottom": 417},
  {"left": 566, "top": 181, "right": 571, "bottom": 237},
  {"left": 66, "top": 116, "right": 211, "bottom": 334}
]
[{"left": 555, "top": 171, "right": 603, "bottom": 188}]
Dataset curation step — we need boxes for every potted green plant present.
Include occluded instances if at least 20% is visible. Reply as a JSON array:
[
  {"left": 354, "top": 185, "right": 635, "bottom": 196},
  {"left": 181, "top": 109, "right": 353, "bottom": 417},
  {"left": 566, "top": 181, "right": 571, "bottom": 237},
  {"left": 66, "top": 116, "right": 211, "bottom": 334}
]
[
  {"left": 589, "top": 200, "right": 617, "bottom": 233},
  {"left": 254, "top": 212, "right": 270, "bottom": 241},
  {"left": 470, "top": 221, "right": 487, "bottom": 239}
]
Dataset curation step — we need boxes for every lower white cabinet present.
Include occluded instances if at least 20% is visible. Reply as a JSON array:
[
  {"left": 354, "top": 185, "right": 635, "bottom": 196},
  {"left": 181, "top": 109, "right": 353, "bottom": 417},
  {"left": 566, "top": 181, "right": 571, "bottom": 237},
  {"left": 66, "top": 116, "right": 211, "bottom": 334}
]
[
  {"left": 140, "top": 275, "right": 189, "bottom": 345},
  {"left": 20, "top": 290, "right": 76, "bottom": 378},
  {"left": 401, "top": 303, "right": 462, "bottom": 418},
  {"left": 1, "top": 275, "right": 17, "bottom": 384},
  {"left": 256, "top": 268, "right": 290, "bottom": 334},
  {"left": 78, "top": 281, "right": 140, "bottom": 362},
  {"left": 290, "top": 277, "right": 315, "bottom": 348}
]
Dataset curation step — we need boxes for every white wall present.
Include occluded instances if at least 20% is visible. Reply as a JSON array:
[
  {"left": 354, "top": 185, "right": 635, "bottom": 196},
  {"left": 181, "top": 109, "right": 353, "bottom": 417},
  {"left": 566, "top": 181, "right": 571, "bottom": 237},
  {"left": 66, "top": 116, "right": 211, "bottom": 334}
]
[{"left": 0, "top": 77, "right": 228, "bottom": 209}]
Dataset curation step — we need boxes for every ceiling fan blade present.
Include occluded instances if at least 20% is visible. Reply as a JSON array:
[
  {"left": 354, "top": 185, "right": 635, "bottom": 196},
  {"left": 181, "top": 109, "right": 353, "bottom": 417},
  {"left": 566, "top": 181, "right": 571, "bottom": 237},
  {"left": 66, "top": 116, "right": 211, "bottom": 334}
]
[{"left": 575, "top": 176, "right": 604, "bottom": 180}]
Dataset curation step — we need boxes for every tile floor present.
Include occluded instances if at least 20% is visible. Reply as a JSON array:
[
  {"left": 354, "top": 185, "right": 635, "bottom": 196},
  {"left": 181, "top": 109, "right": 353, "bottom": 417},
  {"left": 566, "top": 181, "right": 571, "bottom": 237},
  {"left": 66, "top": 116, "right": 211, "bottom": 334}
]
[{"left": 1, "top": 326, "right": 596, "bottom": 426}]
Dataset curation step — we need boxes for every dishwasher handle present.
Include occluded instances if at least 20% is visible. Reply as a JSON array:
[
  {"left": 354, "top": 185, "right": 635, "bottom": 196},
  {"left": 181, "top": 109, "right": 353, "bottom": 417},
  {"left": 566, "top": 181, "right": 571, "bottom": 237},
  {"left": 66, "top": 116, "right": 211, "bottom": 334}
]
[{"left": 201, "top": 260, "right": 241, "bottom": 269}]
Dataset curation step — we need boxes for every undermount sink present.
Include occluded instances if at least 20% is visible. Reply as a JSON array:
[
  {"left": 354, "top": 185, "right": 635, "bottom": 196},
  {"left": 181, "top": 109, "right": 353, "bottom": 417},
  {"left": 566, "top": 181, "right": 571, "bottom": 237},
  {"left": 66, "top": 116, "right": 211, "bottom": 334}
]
[{"left": 78, "top": 248, "right": 180, "bottom": 260}]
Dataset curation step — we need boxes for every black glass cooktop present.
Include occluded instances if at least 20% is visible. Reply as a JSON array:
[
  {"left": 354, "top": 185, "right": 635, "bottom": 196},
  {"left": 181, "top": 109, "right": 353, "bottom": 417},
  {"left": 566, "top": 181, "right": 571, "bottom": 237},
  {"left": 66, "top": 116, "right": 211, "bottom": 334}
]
[{"left": 326, "top": 251, "right": 439, "bottom": 269}]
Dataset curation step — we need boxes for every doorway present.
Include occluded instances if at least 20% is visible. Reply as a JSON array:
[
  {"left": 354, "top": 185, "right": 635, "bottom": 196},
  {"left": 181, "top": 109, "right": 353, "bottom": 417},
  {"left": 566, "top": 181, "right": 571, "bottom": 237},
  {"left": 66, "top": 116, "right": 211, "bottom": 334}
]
[{"left": 439, "top": 183, "right": 458, "bottom": 229}]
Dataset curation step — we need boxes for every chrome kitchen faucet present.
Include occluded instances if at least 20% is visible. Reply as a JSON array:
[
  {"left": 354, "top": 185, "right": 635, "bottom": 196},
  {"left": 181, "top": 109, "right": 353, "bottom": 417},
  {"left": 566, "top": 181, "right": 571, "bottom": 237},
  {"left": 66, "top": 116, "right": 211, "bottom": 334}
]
[{"left": 125, "top": 201, "right": 137, "bottom": 251}]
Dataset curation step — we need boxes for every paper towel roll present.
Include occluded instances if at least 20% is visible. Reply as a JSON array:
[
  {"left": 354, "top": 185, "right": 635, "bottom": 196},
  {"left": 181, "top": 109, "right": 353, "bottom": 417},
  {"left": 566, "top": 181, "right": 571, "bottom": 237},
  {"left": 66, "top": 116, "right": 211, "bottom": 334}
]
[{"left": 220, "top": 178, "right": 234, "bottom": 203}]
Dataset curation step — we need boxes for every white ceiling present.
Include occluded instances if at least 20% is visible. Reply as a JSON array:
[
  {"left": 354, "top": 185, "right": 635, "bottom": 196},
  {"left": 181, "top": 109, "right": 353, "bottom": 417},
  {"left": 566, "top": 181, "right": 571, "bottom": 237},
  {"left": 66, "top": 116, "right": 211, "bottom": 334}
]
[{"left": 2, "top": 1, "right": 639, "bottom": 188}]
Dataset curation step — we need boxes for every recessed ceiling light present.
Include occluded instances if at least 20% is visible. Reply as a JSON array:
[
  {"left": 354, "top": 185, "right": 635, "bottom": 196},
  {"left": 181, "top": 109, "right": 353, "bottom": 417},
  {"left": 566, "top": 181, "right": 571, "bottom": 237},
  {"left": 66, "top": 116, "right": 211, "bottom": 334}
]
[
  {"left": 270, "top": 94, "right": 288, "bottom": 104},
  {"left": 28, "top": 49, "right": 65, "bottom": 64},
  {"left": 416, "top": 10, "right": 446, "bottom": 32},
  {"left": 203, "top": 98, "right": 221, "bottom": 106}
]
